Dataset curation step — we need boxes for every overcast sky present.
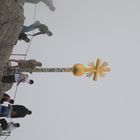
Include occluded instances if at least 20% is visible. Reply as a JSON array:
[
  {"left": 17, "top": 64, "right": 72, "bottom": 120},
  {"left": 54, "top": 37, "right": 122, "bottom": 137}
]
[{"left": 5, "top": 0, "right": 140, "bottom": 140}]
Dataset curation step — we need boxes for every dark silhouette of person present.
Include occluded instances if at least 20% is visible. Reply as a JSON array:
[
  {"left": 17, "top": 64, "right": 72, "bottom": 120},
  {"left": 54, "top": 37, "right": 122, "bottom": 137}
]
[
  {"left": 11, "top": 105, "right": 32, "bottom": 118},
  {"left": 18, "top": 32, "right": 30, "bottom": 43}
]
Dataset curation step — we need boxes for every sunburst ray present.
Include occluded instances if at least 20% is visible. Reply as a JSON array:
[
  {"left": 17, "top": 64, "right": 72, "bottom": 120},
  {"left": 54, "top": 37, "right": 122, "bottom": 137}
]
[{"left": 85, "top": 59, "right": 110, "bottom": 81}]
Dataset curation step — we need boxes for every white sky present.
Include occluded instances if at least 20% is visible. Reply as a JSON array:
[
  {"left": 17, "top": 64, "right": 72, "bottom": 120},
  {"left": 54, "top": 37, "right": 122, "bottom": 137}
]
[{"left": 5, "top": 0, "right": 140, "bottom": 140}]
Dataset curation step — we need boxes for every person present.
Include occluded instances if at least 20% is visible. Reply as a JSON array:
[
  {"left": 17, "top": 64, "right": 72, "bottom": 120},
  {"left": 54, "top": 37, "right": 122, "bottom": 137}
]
[
  {"left": 18, "top": 32, "right": 30, "bottom": 43},
  {"left": 0, "top": 104, "right": 32, "bottom": 118},
  {"left": 9, "top": 59, "right": 42, "bottom": 71},
  {"left": 21, "top": 21, "right": 53, "bottom": 37},
  {"left": 0, "top": 119, "right": 20, "bottom": 131},
  {"left": 0, "top": 105, "right": 11, "bottom": 117},
  {"left": 0, "top": 119, "right": 8, "bottom": 130},
  {"left": 2, "top": 73, "right": 34, "bottom": 86},
  {"left": 25, "top": 0, "right": 55, "bottom": 11},
  {"left": 0, "top": 93, "right": 14, "bottom": 104},
  {"left": 11, "top": 105, "right": 32, "bottom": 118},
  {"left": 0, "top": 119, "right": 20, "bottom": 136}
]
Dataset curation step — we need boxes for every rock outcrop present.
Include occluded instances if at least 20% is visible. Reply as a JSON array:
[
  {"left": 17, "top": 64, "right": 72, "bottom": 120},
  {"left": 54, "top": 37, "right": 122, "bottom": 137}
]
[{"left": 0, "top": 0, "right": 25, "bottom": 98}]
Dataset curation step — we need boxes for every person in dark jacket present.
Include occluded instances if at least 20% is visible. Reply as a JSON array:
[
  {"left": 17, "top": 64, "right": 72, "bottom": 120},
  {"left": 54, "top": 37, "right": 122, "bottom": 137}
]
[
  {"left": 2, "top": 73, "right": 34, "bottom": 86},
  {"left": 18, "top": 32, "right": 30, "bottom": 43},
  {"left": 0, "top": 119, "right": 8, "bottom": 130},
  {"left": 0, "top": 119, "right": 20, "bottom": 132},
  {"left": 11, "top": 105, "right": 32, "bottom": 118},
  {"left": 0, "top": 93, "right": 14, "bottom": 104}
]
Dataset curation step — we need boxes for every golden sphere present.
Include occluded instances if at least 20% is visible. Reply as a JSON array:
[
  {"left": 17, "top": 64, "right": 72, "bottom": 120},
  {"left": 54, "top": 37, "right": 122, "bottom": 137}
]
[{"left": 72, "top": 64, "right": 86, "bottom": 76}]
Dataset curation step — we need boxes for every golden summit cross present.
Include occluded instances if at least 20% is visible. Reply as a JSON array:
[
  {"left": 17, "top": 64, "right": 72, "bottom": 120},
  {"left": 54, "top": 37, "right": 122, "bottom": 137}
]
[{"left": 18, "top": 59, "right": 110, "bottom": 81}]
